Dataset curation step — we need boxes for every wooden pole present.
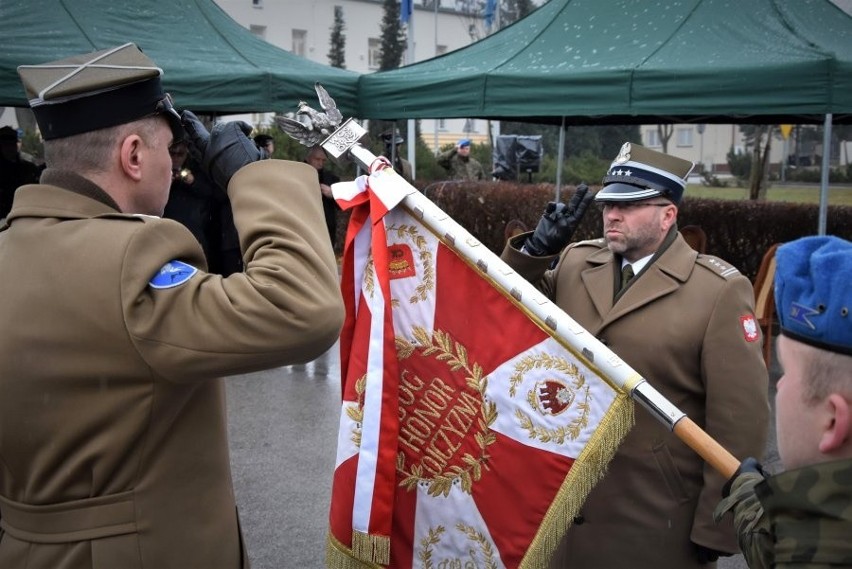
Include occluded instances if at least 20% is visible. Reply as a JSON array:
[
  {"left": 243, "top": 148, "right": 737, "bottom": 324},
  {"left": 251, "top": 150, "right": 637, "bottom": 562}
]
[{"left": 299, "top": 114, "right": 744, "bottom": 479}]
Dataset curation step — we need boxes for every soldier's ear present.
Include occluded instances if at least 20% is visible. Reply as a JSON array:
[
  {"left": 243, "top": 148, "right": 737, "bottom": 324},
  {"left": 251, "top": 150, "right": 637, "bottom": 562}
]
[{"left": 818, "top": 393, "right": 850, "bottom": 454}]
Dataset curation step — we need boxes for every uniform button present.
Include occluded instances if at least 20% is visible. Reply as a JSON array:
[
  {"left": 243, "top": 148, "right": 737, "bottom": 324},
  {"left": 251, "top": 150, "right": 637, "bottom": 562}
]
[{"left": 573, "top": 515, "right": 585, "bottom": 525}]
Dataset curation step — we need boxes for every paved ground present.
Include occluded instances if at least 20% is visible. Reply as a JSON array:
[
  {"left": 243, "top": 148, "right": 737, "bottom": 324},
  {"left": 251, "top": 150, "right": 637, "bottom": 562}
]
[{"left": 227, "top": 337, "right": 782, "bottom": 569}]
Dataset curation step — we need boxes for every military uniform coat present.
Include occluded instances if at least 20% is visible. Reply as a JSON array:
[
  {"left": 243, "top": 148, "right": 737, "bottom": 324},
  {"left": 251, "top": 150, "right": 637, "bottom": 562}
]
[
  {"left": 502, "top": 231, "right": 769, "bottom": 568},
  {"left": 721, "top": 458, "right": 852, "bottom": 569},
  {"left": 436, "top": 148, "right": 485, "bottom": 181},
  {"left": 0, "top": 161, "right": 344, "bottom": 568}
]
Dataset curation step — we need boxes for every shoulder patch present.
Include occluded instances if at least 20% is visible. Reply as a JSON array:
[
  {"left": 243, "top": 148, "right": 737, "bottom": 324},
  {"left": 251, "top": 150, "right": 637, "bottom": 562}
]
[
  {"left": 149, "top": 260, "right": 198, "bottom": 289},
  {"left": 695, "top": 255, "right": 741, "bottom": 280}
]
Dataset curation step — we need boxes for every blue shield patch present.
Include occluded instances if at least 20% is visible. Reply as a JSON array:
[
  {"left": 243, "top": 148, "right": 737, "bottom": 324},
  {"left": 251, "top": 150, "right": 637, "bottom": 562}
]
[{"left": 149, "top": 260, "right": 198, "bottom": 289}]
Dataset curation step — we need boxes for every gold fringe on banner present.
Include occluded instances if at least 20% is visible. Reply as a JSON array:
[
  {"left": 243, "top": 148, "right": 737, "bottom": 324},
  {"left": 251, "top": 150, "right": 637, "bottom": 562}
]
[
  {"left": 520, "top": 392, "right": 635, "bottom": 569},
  {"left": 351, "top": 529, "right": 391, "bottom": 565},
  {"left": 326, "top": 533, "right": 384, "bottom": 569}
]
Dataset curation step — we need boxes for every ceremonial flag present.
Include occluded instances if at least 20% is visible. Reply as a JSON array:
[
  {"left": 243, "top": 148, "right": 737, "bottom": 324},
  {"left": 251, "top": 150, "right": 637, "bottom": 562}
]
[
  {"left": 400, "top": 0, "right": 412, "bottom": 24},
  {"left": 327, "top": 167, "right": 633, "bottom": 568},
  {"left": 484, "top": 0, "right": 497, "bottom": 31}
]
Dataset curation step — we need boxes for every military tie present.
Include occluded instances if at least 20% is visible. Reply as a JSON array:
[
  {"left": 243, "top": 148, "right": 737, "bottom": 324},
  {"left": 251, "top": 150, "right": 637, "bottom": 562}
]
[{"left": 620, "top": 264, "right": 635, "bottom": 293}]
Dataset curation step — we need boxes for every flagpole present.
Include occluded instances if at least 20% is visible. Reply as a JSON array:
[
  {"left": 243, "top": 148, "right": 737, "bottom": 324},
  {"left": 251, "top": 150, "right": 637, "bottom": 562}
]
[
  {"left": 403, "top": 0, "right": 417, "bottom": 178},
  {"left": 287, "top": 110, "right": 741, "bottom": 480}
]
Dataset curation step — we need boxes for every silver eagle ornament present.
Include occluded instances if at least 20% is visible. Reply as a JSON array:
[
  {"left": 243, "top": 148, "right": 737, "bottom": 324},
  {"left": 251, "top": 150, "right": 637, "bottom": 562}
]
[{"left": 275, "top": 82, "right": 343, "bottom": 147}]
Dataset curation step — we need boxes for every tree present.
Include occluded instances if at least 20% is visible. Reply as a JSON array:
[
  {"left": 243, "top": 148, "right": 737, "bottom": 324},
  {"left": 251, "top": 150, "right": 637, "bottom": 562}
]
[
  {"left": 741, "top": 125, "right": 779, "bottom": 200},
  {"left": 328, "top": 6, "right": 346, "bottom": 69},
  {"left": 502, "top": 0, "right": 534, "bottom": 25},
  {"left": 656, "top": 124, "right": 674, "bottom": 153},
  {"left": 379, "top": 0, "right": 406, "bottom": 71},
  {"left": 749, "top": 125, "right": 772, "bottom": 200},
  {"left": 367, "top": 0, "right": 409, "bottom": 149}
]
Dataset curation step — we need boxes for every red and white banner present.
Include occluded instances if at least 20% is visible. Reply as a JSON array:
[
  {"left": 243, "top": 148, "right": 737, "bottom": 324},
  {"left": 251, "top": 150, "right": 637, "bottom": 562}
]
[{"left": 327, "top": 167, "right": 633, "bottom": 569}]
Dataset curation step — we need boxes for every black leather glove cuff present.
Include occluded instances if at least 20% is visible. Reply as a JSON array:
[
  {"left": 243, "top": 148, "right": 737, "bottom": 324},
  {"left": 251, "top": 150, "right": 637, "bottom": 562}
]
[
  {"left": 694, "top": 543, "right": 729, "bottom": 564},
  {"left": 522, "top": 233, "right": 550, "bottom": 256},
  {"left": 722, "top": 457, "right": 766, "bottom": 498},
  {"left": 181, "top": 110, "right": 261, "bottom": 191}
]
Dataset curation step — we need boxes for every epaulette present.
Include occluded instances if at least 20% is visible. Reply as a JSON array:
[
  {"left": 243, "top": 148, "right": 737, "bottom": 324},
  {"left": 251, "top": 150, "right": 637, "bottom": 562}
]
[
  {"left": 96, "top": 213, "right": 149, "bottom": 222},
  {"left": 695, "top": 255, "right": 741, "bottom": 280},
  {"left": 570, "top": 237, "right": 606, "bottom": 250}
]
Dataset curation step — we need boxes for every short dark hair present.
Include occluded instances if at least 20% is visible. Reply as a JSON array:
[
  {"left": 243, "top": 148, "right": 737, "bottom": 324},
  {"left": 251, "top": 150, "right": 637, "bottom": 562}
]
[{"left": 254, "top": 134, "right": 274, "bottom": 147}]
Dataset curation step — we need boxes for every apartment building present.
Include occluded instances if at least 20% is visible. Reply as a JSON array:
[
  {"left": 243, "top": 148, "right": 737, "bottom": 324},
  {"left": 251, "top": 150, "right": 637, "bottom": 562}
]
[{"left": 214, "top": 0, "right": 492, "bottom": 150}]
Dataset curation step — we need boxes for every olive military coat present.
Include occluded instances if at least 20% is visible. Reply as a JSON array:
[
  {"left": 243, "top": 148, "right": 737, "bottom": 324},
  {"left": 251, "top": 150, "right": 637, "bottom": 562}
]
[
  {"left": 502, "top": 231, "right": 769, "bottom": 568},
  {"left": 0, "top": 161, "right": 344, "bottom": 568}
]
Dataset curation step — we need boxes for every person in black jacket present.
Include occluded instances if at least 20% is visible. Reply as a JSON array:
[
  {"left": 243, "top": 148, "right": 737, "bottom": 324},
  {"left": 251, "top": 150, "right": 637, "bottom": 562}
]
[
  {"left": 304, "top": 145, "right": 340, "bottom": 249},
  {"left": 0, "top": 125, "right": 41, "bottom": 220},
  {"left": 163, "top": 138, "right": 242, "bottom": 275}
]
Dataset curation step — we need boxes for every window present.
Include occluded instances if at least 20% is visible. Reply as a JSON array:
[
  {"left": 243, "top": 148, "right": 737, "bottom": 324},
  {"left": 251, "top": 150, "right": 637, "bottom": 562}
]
[
  {"left": 368, "top": 38, "right": 381, "bottom": 69},
  {"left": 292, "top": 29, "right": 307, "bottom": 57},
  {"left": 436, "top": 45, "right": 448, "bottom": 56},
  {"left": 249, "top": 25, "right": 266, "bottom": 39},
  {"left": 676, "top": 127, "right": 693, "bottom": 147},
  {"left": 252, "top": 0, "right": 263, "bottom": 7},
  {"left": 646, "top": 129, "right": 660, "bottom": 147}
]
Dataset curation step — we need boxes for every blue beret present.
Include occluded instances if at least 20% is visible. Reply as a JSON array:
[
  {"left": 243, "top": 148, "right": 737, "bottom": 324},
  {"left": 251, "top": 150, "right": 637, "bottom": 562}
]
[
  {"left": 458, "top": 138, "right": 471, "bottom": 147},
  {"left": 774, "top": 236, "right": 851, "bottom": 355}
]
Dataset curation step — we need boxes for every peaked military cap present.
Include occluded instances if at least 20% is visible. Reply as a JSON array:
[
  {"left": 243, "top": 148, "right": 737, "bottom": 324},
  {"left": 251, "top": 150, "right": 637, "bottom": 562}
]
[
  {"left": 381, "top": 129, "right": 404, "bottom": 146},
  {"left": 595, "top": 142, "right": 695, "bottom": 205},
  {"left": 17, "top": 43, "right": 182, "bottom": 140},
  {"left": 774, "top": 235, "right": 851, "bottom": 355},
  {"left": 0, "top": 126, "right": 18, "bottom": 142}
]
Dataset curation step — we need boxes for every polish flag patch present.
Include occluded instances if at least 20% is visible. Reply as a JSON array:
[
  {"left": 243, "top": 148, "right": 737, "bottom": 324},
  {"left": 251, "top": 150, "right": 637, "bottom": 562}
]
[{"left": 740, "top": 315, "right": 759, "bottom": 342}]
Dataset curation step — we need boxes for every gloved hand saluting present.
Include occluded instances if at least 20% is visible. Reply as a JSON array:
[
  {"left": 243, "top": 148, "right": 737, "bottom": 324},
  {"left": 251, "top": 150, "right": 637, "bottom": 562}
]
[
  {"left": 181, "top": 110, "right": 262, "bottom": 191},
  {"left": 524, "top": 184, "right": 594, "bottom": 256}
]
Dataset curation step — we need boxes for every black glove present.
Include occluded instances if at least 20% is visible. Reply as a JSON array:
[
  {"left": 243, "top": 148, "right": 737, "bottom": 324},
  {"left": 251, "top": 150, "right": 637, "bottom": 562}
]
[
  {"left": 523, "top": 184, "right": 594, "bottom": 256},
  {"left": 181, "top": 110, "right": 262, "bottom": 191},
  {"left": 694, "top": 543, "right": 728, "bottom": 564},
  {"left": 722, "top": 457, "right": 766, "bottom": 498}
]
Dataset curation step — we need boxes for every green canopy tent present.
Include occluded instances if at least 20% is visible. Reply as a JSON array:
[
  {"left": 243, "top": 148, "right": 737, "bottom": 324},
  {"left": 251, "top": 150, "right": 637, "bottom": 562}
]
[
  {"left": 0, "top": 0, "right": 359, "bottom": 115},
  {"left": 358, "top": 0, "right": 852, "bottom": 233},
  {"left": 358, "top": 0, "right": 851, "bottom": 125}
]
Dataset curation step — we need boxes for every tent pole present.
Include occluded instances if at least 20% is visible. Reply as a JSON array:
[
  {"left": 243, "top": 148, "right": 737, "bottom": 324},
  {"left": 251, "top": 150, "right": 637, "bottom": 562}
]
[
  {"left": 555, "top": 116, "right": 566, "bottom": 202},
  {"left": 407, "top": 11, "right": 417, "bottom": 179},
  {"left": 819, "top": 114, "right": 832, "bottom": 235}
]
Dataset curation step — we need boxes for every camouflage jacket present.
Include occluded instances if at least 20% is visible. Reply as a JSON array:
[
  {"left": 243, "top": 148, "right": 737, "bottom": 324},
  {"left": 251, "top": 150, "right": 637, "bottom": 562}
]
[
  {"left": 715, "top": 459, "right": 852, "bottom": 568},
  {"left": 437, "top": 148, "right": 485, "bottom": 181}
]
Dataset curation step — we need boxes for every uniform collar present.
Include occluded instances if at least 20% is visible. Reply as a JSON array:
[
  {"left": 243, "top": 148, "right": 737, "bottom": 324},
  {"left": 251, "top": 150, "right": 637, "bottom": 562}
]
[
  {"left": 6, "top": 169, "right": 121, "bottom": 222},
  {"left": 583, "top": 227, "right": 698, "bottom": 323}
]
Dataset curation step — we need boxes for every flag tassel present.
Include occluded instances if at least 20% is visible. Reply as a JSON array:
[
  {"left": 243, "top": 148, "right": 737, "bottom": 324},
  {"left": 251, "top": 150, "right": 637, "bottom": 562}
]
[
  {"left": 521, "top": 392, "right": 635, "bottom": 569},
  {"left": 352, "top": 530, "right": 391, "bottom": 565},
  {"left": 327, "top": 533, "right": 383, "bottom": 569}
]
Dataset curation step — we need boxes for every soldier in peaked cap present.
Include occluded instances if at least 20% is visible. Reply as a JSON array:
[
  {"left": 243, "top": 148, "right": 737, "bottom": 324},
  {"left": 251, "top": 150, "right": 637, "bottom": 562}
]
[
  {"left": 380, "top": 128, "right": 412, "bottom": 181},
  {"left": 715, "top": 235, "right": 852, "bottom": 569},
  {"left": 0, "top": 43, "right": 343, "bottom": 568},
  {"left": 503, "top": 142, "right": 769, "bottom": 568}
]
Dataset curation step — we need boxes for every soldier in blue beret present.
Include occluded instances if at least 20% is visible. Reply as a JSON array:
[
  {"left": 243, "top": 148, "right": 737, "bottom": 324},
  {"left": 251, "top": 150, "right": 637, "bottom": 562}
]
[
  {"left": 715, "top": 235, "right": 852, "bottom": 568},
  {"left": 437, "top": 137, "right": 485, "bottom": 181}
]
